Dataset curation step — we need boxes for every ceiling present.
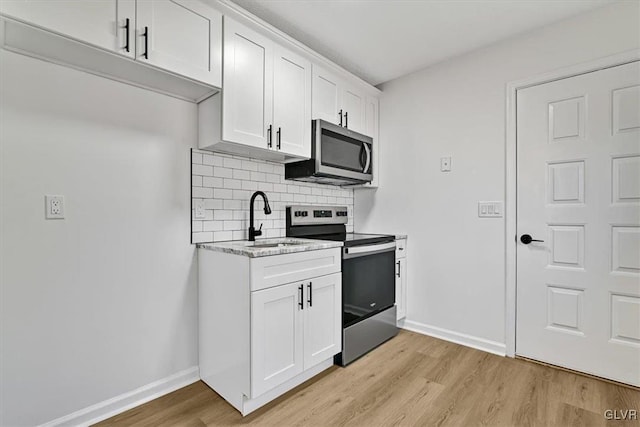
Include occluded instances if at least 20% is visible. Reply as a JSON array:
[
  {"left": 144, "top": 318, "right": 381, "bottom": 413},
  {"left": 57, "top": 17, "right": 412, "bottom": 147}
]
[{"left": 230, "top": 0, "right": 614, "bottom": 86}]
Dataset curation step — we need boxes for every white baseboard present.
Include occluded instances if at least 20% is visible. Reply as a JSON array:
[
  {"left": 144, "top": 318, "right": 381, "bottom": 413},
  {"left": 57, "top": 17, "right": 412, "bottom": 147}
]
[
  {"left": 39, "top": 366, "right": 200, "bottom": 427},
  {"left": 402, "top": 319, "right": 506, "bottom": 356}
]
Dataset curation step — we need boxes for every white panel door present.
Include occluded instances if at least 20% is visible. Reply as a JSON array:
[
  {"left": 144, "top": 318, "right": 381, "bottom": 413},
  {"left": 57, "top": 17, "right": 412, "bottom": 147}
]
[
  {"left": 303, "top": 273, "right": 341, "bottom": 369},
  {"left": 342, "top": 86, "right": 366, "bottom": 134},
  {"left": 136, "top": 0, "right": 221, "bottom": 86},
  {"left": 0, "top": 0, "right": 135, "bottom": 58},
  {"left": 312, "top": 65, "right": 341, "bottom": 125},
  {"left": 273, "top": 45, "right": 311, "bottom": 158},
  {"left": 395, "top": 257, "right": 407, "bottom": 321},
  {"left": 517, "top": 61, "right": 640, "bottom": 386},
  {"left": 251, "top": 282, "right": 303, "bottom": 397},
  {"left": 222, "top": 17, "right": 273, "bottom": 150}
]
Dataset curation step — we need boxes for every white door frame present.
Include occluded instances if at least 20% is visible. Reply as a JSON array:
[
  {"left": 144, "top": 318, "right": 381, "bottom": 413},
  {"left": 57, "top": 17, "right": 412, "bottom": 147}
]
[{"left": 504, "top": 49, "right": 640, "bottom": 357}]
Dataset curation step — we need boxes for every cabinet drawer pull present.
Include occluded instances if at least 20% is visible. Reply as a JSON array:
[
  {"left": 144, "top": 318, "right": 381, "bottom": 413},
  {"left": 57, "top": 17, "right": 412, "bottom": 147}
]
[
  {"left": 344, "top": 111, "right": 348, "bottom": 128},
  {"left": 298, "top": 284, "right": 304, "bottom": 310},
  {"left": 142, "top": 26, "right": 149, "bottom": 59},
  {"left": 124, "top": 18, "right": 130, "bottom": 52},
  {"left": 267, "top": 124, "right": 273, "bottom": 148},
  {"left": 277, "top": 127, "right": 281, "bottom": 150},
  {"left": 339, "top": 109, "right": 343, "bottom": 126},
  {"left": 396, "top": 261, "right": 401, "bottom": 278},
  {"left": 307, "top": 282, "right": 312, "bottom": 307}
]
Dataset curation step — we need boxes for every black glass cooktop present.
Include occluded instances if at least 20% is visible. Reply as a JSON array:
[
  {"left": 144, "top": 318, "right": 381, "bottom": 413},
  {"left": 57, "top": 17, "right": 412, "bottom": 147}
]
[{"left": 307, "top": 232, "right": 395, "bottom": 247}]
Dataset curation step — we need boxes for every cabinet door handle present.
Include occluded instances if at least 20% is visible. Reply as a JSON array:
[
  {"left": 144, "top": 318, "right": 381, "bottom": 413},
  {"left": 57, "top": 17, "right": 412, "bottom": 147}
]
[
  {"left": 298, "top": 284, "right": 304, "bottom": 310},
  {"left": 277, "top": 127, "right": 281, "bottom": 150},
  {"left": 267, "top": 124, "right": 272, "bottom": 148},
  {"left": 124, "top": 18, "right": 130, "bottom": 52},
  {"left": 396, "top": 261, "right": 401, "bottom": 278},
  {"left": 344, "top": 111, "right": 348, "bottom": 128},
  {"left": 307, "top": 282, "right": 312, "bottom": 307},
  {"left": 339, "top": 109, "right": 343, "bottom": 126},
  {"left": 142, "top": 26, "right": 149, "bottom": 59}
]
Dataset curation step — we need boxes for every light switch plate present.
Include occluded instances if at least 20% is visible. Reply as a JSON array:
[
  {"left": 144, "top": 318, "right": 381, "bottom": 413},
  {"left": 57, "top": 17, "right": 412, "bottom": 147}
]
[
  {"left": 478, "top": 201, "right": 503, "bottom": 218},
  {"left": 440, "top": 157, "right": 452, "bottom": 172},
  {"left": 194, "top": 199, "right": 206, "bottom": 219}
]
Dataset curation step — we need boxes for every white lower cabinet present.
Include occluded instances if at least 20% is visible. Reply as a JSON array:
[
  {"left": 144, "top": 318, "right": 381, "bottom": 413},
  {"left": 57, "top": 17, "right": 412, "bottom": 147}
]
[
  {"left": 199, "top": 247, "right": 342, "bottom": 416},
  {"left": 251, "top": 273, "right": 341, "bottom": 398},
  {"left": 395, "top": 238, "right": 407, "bottom": 322}
]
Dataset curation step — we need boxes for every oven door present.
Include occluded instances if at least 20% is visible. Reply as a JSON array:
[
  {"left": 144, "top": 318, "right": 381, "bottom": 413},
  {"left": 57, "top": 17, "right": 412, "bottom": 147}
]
[
  {"left": 342, "top": 241, "right": 396, "bottom": 327},
  {"left": 314, "top": 120, "right": 373, "bottom": 183}
]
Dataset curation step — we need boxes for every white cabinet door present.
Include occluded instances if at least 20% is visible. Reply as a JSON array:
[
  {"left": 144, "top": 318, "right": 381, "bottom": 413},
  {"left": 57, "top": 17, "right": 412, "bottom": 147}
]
[
  {"left": 136, "top": 0, "right": 221, "bottom": 87},
  {"left": 251, "top": 282, "right": 304, "bottom": 397},
  {"left": 364, "top": 95, "right": 378, "bottom": 139},
  {"left": 396, "top": 258, "right": 407, "bottom": 321},
  {"left": 312, "top": 65, "right": 341, "bottom": 125},
  {"left": 222, "top": 17, "right": 273, "bottom": 150},
  {"left": 0, "top": 0, "right": 135, "bottom": 58},
  {"left": 303, "top": 273, "right": 341, "bottom": 369},
  {"left": 273, "top": 45, "right": 311, "bottom": 158},
  {"left": 342, "top": 86, "right": 366, "bottom": 134}
]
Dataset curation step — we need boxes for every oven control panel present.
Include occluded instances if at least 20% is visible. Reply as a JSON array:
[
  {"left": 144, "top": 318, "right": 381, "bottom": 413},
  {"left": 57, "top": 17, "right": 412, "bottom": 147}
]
[{"left": 287, "top": 205, "right": 348, "bottom": 225}]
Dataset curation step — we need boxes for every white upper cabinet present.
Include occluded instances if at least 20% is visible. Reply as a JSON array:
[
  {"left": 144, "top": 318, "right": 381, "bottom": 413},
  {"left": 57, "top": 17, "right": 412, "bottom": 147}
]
[
  {"left": 220, "top": 16, "right": 310, "bottom": 160},
  {"left": 136, "top": 0, "right": 222, "bottom": 87},
  {"left": 342, "top": 87, "right": 366, "bottom": 134},
  {"left": 0, "top": 0, "right": 135, "bottom": 58},
  {"left": 312, "top": 65, "right": 342, "bottom": 125},
  {"left": 273, "top": 45, "right": 311, "bottom": 158},
  {"left": 222, "top": 17, "right": 273, "bottom": 149},
  {"left": 312, "top": 64, "right": 371, "bottom": 136}
]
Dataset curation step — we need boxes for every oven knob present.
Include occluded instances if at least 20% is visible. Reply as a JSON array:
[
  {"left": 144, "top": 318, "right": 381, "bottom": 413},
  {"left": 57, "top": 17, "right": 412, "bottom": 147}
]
[
  {"left": 302, "top": 211, "right": 308, "bottom": 217},
  {"left": 295, "top": 211, "right": 301, "bottom": 217}
]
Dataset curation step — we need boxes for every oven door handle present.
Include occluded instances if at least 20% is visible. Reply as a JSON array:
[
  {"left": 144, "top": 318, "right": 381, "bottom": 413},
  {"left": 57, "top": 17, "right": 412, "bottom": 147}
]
[{"left": 343, "top": 241, "right": 396, "bottom": 259}]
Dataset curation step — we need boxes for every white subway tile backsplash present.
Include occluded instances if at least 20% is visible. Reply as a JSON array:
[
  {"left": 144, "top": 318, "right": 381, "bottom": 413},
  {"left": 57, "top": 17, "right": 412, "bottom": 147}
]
[
  {"left": 233, "top": 169, "right": 251, "bottom": 180},
  {"left": 191, "top": 149, "right": 354, "bottom": 243},
  {"left": 213, "top": 167, "right": 233, "bottom": 178},
  {"left": 193, "top": 187, "right": 213, "bottom": 198},
  {"left": 224, "top": 178, "right": 242, "bottom": 189},
  {"left": 202, "top": 176, "right": 223, "bottom": 188},
  {"left": 193, "top": 164, "right": 213, "bottom": 176}
]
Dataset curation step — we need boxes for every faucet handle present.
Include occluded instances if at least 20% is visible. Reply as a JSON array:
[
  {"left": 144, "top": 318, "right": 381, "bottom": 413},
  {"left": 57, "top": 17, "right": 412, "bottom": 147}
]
[{"left": 255, "top": 223, "right": 263, "bottom": 237}]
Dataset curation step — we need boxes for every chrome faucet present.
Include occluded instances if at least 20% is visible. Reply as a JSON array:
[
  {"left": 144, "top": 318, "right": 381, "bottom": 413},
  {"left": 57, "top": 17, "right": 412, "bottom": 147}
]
[{"left": 248, "top": 191, "right": 272, "bottom": 241}]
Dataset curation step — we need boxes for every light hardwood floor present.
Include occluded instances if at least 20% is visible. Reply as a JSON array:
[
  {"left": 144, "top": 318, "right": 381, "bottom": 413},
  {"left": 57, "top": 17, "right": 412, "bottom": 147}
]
[{"left": 97, "top": 330, "right": 639, "bottom": 426}]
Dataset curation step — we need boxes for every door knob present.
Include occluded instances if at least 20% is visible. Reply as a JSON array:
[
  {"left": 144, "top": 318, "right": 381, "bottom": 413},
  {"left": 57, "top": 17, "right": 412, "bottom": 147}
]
[{"left": 520, "top": 234, "right": 544, "bottom": 244}]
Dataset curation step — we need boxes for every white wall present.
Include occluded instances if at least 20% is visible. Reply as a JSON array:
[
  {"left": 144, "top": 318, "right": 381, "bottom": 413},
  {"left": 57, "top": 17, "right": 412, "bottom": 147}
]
[
  {"left": 0, "top": 51, "right": 198, "bottom": 426},
  {"left": 355, "top": 1, "right": 640, "bottom": 349}
]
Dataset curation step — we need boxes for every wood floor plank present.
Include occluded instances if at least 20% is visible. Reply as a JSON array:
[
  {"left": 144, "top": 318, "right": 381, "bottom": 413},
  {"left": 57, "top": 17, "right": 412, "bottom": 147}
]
[{"left": 96, "top": 330, "right": 640, "bottom": 427}]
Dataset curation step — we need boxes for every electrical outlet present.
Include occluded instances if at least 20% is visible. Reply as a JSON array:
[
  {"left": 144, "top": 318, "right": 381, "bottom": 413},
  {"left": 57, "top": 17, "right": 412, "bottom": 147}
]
[
  {"left": 45, "top": 195, "right": 65, "bottom": 219},
  {"left": 194, "top": 199, "right": 206, "bottom": 219}
]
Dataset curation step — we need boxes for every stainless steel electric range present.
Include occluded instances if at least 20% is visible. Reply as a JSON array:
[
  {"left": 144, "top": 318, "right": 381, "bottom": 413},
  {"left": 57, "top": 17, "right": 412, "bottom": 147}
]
[{"left": 286, "top": 205, "right": 398, "bottom": 366}]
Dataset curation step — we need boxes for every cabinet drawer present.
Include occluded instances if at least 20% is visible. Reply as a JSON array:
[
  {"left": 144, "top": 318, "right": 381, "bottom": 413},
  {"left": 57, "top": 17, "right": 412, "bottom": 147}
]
[
  {"left": 395, "top": 239, "right": 406, "bottom": 258},
  {"left": 250, "top": 248, "right": 341, "bottom": 292}
]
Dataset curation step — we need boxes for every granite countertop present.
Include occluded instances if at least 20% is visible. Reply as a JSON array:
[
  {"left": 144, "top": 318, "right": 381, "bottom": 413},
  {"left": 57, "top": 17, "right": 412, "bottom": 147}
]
[{"left": 197, "top": 238, "right": 343, "bottom": 258}]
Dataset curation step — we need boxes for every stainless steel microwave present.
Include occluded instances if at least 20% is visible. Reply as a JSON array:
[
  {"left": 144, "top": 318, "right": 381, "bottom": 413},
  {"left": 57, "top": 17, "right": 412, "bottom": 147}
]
[{"left": 285, "top": 119, "right": 373, "bottom": 186}]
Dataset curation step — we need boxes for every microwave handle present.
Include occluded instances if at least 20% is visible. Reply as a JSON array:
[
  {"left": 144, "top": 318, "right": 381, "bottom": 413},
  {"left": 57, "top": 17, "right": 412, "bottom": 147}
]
[{"left": 363, "top": 143, "right": 371, "bottom": 174}]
